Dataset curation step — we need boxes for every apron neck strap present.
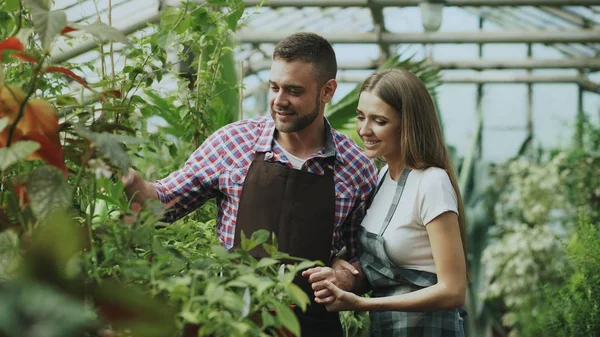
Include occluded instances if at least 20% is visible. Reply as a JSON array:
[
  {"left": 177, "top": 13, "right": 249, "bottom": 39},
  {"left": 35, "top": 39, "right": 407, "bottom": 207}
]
[{"left": 379, "top": 167, "right": 411, "bottom": 236}]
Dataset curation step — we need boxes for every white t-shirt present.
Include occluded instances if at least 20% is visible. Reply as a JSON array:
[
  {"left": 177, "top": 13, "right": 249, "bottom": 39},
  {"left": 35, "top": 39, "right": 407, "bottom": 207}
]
[
  {"left": 360, "top": 165, "right": 458, "bottom": 274},
  {"left": 274, "top": 140, "right": 306, "bottom": 170}
]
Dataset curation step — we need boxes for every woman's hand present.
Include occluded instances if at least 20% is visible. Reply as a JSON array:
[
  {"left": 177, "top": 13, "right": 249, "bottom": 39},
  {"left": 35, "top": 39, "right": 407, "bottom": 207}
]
[{"left": 316, "top": 280, "right": 364, "bottom": 312}]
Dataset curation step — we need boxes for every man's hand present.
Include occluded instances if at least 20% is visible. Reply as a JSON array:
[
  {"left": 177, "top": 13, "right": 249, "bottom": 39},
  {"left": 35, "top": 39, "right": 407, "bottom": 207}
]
[
  {"left": 316, "top": 280, "right": 364, "bottom": 312},
  {"left": 122, "top": 168, "right": 140, "bottom": 189},
  {"left": 302, "top": 266, "right": 339, "bottom": 304},
  {"left": 121, "top": 168, "right": 159, "bottom": 205},
  {"left": 302, "top": 258, "right": 362, "bottom": 305}
]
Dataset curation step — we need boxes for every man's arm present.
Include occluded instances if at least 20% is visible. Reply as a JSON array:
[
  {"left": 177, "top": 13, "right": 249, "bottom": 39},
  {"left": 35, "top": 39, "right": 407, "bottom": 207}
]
[{"left": 122, "top": 127, "right": 229, "bottom": 223}]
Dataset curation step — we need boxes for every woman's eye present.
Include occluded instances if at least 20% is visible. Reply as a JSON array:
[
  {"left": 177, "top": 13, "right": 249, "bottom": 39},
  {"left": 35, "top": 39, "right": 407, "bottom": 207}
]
[
  {"left": 356, "top": 116, "right": 365, "bottom": 121},
  {"left": 270, "top": 87, "right": 279, "bottom": 92},
  {"left": 375, "top": 120, "right": 387, "bottom": 125}
]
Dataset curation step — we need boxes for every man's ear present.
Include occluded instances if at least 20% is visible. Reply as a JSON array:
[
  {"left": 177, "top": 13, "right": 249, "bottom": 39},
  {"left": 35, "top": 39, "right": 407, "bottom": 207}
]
[{"left": 320, "top": 79, "right": 338, "bottom": 103}]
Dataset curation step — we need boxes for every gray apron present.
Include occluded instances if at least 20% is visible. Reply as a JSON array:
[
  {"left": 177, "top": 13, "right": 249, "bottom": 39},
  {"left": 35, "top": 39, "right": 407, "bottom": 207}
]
[{"left": 359, "top": 168, "right": 466, "bottom": 337}]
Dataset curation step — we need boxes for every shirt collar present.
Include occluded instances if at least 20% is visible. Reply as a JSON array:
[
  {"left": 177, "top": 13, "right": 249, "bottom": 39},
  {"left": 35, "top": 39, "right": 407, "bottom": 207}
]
[{"left": 255, "top": 117, "right": 344, "bottom": 164}]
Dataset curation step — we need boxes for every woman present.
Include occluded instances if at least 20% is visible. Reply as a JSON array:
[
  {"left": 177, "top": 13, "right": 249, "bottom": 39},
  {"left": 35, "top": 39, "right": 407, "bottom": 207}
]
[{"left": 314, "top": 68, "right": 468, "bottom": 337}]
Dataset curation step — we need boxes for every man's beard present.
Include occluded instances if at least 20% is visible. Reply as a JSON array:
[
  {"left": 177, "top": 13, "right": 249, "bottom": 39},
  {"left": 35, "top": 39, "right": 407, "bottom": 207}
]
[{"left": 273, "top": 94, "right": 321, "bottom": 133}]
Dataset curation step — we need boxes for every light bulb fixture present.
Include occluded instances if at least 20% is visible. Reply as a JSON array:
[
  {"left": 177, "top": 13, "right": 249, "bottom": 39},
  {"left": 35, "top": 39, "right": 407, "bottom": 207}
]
[{"left": 420, "top": 0, "right": 445, "bottom": 33}]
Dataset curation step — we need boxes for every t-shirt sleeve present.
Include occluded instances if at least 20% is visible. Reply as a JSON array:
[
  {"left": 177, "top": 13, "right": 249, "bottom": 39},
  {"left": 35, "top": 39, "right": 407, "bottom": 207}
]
[{"left": 418, "top": 168, "right": 459, "bottom": 226}]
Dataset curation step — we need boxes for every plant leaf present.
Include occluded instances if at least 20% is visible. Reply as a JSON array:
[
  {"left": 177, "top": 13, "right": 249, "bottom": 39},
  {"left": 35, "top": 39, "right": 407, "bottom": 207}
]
[
  {"left": 24, "top": 0, "right": 67, "bottom": 51},
  {"left": 77, "top": 129, "right": 141, "bottom": 174},
  {"left": 160, "top": 7, "right": 181, "bottom": 30},
  {"left": 0, "top": 141, "right": 40, "bottom": 170},
  {"left": 44, "top": 66, "right": 89, "bottom": 89},
  {"left": 0, "top": 229, "right": 20, "bottom": 280},
  {"left": 0, "top": 37, "right": 25, "bottom": 53},
  {"left": 27, "top": 165, "right": 72, "bottom": 220},
  {"left": 286, "top": 283, "right": 310, "bottom": 312},
  {"left": 5, "top": 0, "right": 20, "bottom": 12},
  {"left": 225, "top": 3, "right": 244, "bottom": 31},
  {"left": 272, "top": 301, "right": 300, "bottom": 336},
  {"left": 0, "top": 117, "right": 9, "bottom": 132},
  {"left": 71, "top": 21, "right": 131, "bottom": 45},
  {"left": 250, "top": 229, "right": 270, "bottom": 246},
  {"left": 10, "top": 53, "right": 39, "bottom": 63},
  {"left": 240, "top": 287, "right": 251, "bottom": 318},
  {"left": 256, "top": 257, "right": 279, "bottom": 269},
  {"left": 60, "top": 26, "right": 77, "bottom": 34}
]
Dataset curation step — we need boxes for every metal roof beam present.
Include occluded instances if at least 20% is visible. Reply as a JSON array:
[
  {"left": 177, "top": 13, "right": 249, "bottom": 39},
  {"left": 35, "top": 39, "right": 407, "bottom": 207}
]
[
  {"left": 243, "top": 73, "right": 600, "bottom": 96},
  {"left": 243, "top": 57, "right": 600, "bottom": 74},
  {"left": 236, "top": 30, "right": 600, "bottom": 44},
  {"left": 335, "top": 72, "right": 600, "bottom": 93},
  {"left": 241, "top": 0, "right": 600, "bottom": 7},
  {"left": 435, "top": 57, "right": 600, "bottom": 69}
]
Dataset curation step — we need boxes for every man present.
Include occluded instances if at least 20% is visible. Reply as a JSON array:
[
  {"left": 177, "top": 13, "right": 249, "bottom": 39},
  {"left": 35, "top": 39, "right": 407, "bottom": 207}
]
[{"left": 123, "top": 32, "right": 377, "bottom": 337}]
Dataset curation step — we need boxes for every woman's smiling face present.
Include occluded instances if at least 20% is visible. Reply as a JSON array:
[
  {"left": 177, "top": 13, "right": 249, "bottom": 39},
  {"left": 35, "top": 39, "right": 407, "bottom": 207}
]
[{"left": 356, "top": 91, "right": 402, "bottom": 161}]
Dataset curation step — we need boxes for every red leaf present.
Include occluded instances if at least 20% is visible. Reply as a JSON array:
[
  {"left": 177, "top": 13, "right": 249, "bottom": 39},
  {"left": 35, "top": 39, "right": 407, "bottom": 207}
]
[
  {"left": 60, "top": 26, "right": 78, "bottom": 35},
  {"left": 10, "top": 53, "right": 39, "bottom": 64},
  {"left": 0, "top": 37, "right": 24, "bottom": 53},
  {"left": 24, "top": 131, "right": 68, "bottom": 176},
  {"left": 44, "top": 66, "right": 90, "bottom": 89},
  {"left": 100, "top": 90, "right": 121, "bottom": 99}
]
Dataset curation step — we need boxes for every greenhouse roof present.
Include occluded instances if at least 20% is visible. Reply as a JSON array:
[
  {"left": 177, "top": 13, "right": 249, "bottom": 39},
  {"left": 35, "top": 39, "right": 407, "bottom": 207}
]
[{"left": 53, "top": 0, "right": 600, "bottom": 87}]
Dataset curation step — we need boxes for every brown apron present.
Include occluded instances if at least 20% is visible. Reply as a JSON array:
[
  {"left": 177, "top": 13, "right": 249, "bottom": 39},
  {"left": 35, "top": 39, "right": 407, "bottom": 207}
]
[{"left": 233, "top": 152, "right": 343, "bottom": 337}]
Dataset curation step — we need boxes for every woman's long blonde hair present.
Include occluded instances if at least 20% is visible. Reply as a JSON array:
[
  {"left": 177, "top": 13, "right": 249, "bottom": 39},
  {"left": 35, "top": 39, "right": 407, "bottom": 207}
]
[{"left": 360, "top": 68, "right": 468, "bottom": 265}]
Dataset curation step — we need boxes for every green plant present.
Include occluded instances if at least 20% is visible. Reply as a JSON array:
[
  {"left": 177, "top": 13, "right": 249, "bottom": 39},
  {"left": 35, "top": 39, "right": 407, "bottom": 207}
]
[
  {"left": 516, "top": 215, "right": 600, "bottom": 337},
  {"left": 0, "top": 1, "right": 317, "bottom": 336}
]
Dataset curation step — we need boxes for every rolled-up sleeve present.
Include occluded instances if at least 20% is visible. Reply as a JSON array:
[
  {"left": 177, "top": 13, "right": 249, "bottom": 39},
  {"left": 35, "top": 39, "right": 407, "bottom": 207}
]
[{"left": 153, "top": 129, "right": 227, "bottom": 222}]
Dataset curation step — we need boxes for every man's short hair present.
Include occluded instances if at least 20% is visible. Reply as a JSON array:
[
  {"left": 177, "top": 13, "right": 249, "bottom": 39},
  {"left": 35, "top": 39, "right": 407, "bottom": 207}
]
[{"left": 273, "top": 32, "right": 337, "bottom": 85}]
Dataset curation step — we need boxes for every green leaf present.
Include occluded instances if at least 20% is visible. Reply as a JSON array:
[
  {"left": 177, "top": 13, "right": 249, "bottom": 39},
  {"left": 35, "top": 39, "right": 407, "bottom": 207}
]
[
  {"left": 160, "top": 7, "right": 181, "bottom": 30},
  {"left": 5, "top": 0, "right": 20, "bottom": 12},
  {"left": 77, "top": 129, "right": 141, "bottom": 174},
  {"left": 0, "top": 281, "right": 94, "bottom": 337},
  {"left": 24, "top": 0, "right": 67, "bottom": 51},
  {"left": 27, "top": 166, "right": 72, "bottom": 220},
  {"left": 240, "top": 230, "right": 257, "bottom": 251},
  {"left": 205, "top": 283, "right": 226, "bottom": 304},
  {"left": 211, "top": 245, "right": 231, "bottom": 259},
  {"left": 0, "top": 230, "right": 20, "bottom": 280},
  {"left": 272, "top": 301, "right": 300, "bottom": 336},
  {"left": 206, "top": 0, "right": 227, "bottom": 4},
  {"left": 240, "top": 287, "right": 251, "bottom": 318},
  {"left": 286, "top": 283, "right": 310, "bottom": 312},
  {"left": 260, "top": 309, "right": 276, "bottom": 329},
  {"left": 251, "top": 229, "right": 270, "bottom": 246},
  {"left": 0, "top": 141, "right": 40, "bottom": 170},
  {"left": 0, "top": 117, "right": 9, "bottom": 132},
  {"left": 72, "top": 21, "right": 131, "bottom": 45},
  {"left": 152, "top": 237, "right": 169, "bottom": 256},
  {"left": 256, "top": 258, "right": 279, "bottom": 269},
  {"left": 225, "top": 4, "right": 244, "bottom": 31}
]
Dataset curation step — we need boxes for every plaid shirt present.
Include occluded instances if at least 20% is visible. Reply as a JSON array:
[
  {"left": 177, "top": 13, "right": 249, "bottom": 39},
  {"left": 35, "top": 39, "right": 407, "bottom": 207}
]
[{"left": 153, "top": 116, "right": 377, "bottom": 259}]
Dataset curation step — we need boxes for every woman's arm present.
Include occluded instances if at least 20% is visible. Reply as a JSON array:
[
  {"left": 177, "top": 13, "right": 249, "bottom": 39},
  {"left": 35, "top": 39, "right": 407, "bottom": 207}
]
[{"left": 318, "top": 211, "right": 466, "bottom": 312}]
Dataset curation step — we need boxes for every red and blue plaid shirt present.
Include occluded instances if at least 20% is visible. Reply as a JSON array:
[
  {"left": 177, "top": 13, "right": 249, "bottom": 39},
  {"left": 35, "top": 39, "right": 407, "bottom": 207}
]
[{"left": 153, "top": 116, "right": 377, "bottom": 259}]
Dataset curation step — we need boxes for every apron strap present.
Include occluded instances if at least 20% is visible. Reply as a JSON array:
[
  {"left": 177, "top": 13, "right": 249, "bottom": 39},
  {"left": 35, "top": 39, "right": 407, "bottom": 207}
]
[
  {"left": 379, "top": 167, "right": 411, "bottom": 236},
  {"left": 366, "top": 166, "right": 389, "bottom": 209}
]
